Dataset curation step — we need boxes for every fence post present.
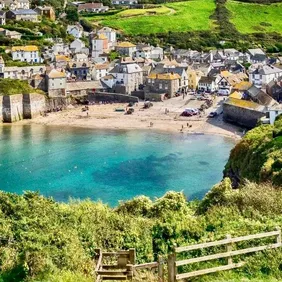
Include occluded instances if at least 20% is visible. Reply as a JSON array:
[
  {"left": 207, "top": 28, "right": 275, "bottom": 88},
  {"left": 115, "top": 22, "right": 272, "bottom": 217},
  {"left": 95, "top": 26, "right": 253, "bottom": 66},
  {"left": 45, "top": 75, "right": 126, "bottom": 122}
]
[
  {"left": 168, "top": 252, "right": 176, "bottom": 282},
  {"left": 226, "top": 234, "right": 232, "bottom": 265},
  {"left": 129, "top": 248, "right": 136, "bottom": 265},
  {"left": 158, "top": 255, "right": 164, "bottom": 282},
  {"left": 126, "top": 264, "right": 134, "bottom": 280},
  {"left": 276, "top": 227, "right": 281, "bottom": 246}
]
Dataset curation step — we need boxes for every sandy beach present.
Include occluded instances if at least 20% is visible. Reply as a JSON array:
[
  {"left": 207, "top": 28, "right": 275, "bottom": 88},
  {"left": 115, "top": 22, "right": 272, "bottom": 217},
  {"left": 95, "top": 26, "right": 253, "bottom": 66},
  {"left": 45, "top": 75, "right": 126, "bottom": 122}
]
[{"left": 25, "top": 95, "right": 243, "bottom": 140}]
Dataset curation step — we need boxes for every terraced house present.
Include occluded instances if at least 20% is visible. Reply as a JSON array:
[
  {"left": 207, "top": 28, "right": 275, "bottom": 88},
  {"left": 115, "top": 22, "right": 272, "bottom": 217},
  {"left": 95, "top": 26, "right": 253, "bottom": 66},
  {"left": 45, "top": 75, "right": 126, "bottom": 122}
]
[
  {"left": 111, "top": 0, "right": 138, "bottom": 5},
  {"left": 77, "top": 2, "right": 109, "bottom": 13},
  {"left": 11, "top": 46, "right": 40, "bottom": 63},
  {"left": 115, "top": 42, "right": 136, "bottom": 57},
  {"left": 6, "top": 9, "right": 39, "bottom": 22},
  {"left": 0, "top": 0, "right": 29, "bottom": 10}
]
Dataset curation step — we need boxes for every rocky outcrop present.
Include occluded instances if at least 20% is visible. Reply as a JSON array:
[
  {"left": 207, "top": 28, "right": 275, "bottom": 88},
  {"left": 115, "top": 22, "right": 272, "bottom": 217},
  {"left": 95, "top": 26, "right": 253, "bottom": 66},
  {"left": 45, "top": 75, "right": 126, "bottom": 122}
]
[{"left": 224, "top": 116, "right": 282, "bottom": 187}]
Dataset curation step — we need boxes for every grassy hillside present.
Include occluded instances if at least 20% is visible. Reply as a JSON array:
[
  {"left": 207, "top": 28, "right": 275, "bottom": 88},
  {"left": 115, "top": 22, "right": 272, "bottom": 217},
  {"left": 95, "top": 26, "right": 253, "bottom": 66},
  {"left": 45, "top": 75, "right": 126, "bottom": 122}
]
[
  {"left": 84, "top": 0, "right": 216, "bottom": 35},
  {"left": 0, "top": 79, "right": 44, "bottom": 95},
  {"left": 225, "top": 116, "right": 282, "bottom": 186},
  {"left": 2, "top": 182, "right": 282, "bottom": 282},
  {"left": 227, "top": 1, "right": 282, "bottom": 34}
]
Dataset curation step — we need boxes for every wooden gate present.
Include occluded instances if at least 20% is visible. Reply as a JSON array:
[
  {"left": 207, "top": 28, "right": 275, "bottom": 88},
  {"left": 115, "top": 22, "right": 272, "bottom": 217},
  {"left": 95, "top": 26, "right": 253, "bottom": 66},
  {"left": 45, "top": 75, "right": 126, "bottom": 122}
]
[
  {"left": 95, "top": 248, "right": 135, "bottom": 281},
  {"left": 95, "top": 248, "right": 164, "bottom": 281},
  {"left": 168, "top": 228, "right": 281, "bottom": 281}
]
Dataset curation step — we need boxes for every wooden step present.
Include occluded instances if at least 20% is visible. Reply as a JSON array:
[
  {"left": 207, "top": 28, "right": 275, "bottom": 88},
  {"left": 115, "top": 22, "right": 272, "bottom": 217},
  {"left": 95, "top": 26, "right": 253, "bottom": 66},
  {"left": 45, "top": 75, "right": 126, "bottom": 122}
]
[
  {"left": 98, "top": 270, "right": 128, "bottom": 276},
  {"left": 101, "top": 275, "right": 128, "bottom": 280}
]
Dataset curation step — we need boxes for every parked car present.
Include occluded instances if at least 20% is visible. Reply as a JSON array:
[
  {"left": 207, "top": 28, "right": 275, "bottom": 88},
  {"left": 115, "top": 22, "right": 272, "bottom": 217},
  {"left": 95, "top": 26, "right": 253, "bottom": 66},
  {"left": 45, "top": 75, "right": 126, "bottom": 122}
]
[
  {"left": 208, "top": 112, "right": 218, "bottom": 118},
  {"left": 181, "top": 111, "right": 193, "bottom": 117},
  {"left": 185, "top": 108, "right": 199, "bottom": 115},
  {"left": 218, "top": 89, "right": 230, "bottom": 96}
]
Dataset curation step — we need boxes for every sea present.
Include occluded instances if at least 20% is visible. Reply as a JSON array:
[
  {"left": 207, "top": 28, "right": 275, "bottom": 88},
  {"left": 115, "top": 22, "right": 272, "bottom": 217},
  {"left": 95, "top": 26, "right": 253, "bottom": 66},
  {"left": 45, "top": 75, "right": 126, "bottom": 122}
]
[{"left": 0, "top": 125, "right": 235, "bottom": 206}]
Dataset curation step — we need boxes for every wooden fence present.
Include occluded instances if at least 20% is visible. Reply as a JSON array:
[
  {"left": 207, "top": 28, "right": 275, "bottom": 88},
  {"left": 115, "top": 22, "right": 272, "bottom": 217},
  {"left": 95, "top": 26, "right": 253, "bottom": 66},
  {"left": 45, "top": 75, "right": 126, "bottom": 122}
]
[{"left": 168, "top": 228, "right": 281, "bottom": 281}]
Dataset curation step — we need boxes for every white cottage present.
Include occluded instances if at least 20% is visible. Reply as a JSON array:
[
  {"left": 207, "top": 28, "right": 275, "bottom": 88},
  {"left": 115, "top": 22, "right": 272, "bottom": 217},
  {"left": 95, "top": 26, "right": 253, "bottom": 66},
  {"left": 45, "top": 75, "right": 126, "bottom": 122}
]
[{"left": 11, "top": 45, "right": 40, "bottom": 63}]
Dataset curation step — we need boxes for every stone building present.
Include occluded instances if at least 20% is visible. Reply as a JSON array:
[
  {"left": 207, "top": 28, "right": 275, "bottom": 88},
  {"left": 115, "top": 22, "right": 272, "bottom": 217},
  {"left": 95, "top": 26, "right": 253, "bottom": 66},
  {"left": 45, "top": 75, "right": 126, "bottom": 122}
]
[
  {"left": 109, "top": 61, "right": 143, "bottom": 94},
  {"left": 77, "top": 2, "right": 109, "bottom": 13},
  {"left": 67, "top": 60, "right": 91, "bottom": 81},
  {"left": 115, "top": 42, "right": 136, "bottom": 57},
  {"left": 223, "top": 86, "right": 278, "bottom": 128},
  {"left": 46, "top": 69, "right": 66, "bottom": 97},
  {"left": 0, "top": 57, "right": 46, "bottom": 79},
  {"left": 145, "top": 72, "right": 180, "bottom": 99},
  {"left": 34, "top": 6, "right": 55, "bottom": 20},
  {"left": 6, "top": 9, "right": 39, "bottom": 22}
]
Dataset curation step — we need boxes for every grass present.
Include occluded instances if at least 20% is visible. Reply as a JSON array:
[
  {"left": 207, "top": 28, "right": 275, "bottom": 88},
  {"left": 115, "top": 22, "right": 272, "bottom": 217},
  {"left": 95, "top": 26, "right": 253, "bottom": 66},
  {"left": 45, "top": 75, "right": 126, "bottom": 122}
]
[
  {"left": 0, "top": 79, "right": 44, "bottom": 95},
  {"left": 83, "top": 0, "right": 216, "bottom": 35},
  {"left": 227, "top": 0, "right": 282, "bottom": 34},
  {"left": 117, "top": 6, "right": 171, "bottom": 17}
]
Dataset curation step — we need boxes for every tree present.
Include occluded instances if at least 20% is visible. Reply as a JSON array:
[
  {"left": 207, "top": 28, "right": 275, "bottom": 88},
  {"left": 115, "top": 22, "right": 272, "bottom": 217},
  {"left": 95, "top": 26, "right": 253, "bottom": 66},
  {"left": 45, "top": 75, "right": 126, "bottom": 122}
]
[{"left": 66, "top": 5, "right": 79, "bottom": 23}]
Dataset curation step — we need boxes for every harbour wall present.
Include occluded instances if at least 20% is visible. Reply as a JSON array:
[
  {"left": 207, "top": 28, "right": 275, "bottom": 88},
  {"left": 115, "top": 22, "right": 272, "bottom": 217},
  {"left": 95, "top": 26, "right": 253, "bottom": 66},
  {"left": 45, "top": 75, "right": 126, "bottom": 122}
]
[
  {"left": 88, "top": 92, "right": 139, "bottom": 103},
  {"left": 223, "top": 103, "right": 265, "bottom": 128},
  {"left": 1, "top": 93, "right": 46, "bottom": 123}
]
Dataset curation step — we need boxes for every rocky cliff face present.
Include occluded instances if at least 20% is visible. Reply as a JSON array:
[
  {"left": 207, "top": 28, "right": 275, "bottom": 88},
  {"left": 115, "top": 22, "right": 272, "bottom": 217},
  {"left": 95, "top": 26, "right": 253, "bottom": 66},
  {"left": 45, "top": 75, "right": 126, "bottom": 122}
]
[{"left": 224, "top": 116, "right": 282, "bottom": 187}]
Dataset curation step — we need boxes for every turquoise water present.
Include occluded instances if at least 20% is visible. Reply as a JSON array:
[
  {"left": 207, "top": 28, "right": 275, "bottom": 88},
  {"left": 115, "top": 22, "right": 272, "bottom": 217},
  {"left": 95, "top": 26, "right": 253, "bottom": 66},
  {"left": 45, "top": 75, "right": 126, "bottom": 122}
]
[{"left": 0, "top": 125, "right": 234, "bottom": 206}]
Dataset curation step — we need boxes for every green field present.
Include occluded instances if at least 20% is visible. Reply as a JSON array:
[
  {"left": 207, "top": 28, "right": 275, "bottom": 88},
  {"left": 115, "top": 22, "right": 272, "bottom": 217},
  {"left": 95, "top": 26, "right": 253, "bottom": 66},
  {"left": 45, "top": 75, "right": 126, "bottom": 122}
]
[
  {"left": 227, "top": 1, "right": 282, "bottom": 34},
  {"left": 84, "top": 0, "right": 216, "bottom": 35}
]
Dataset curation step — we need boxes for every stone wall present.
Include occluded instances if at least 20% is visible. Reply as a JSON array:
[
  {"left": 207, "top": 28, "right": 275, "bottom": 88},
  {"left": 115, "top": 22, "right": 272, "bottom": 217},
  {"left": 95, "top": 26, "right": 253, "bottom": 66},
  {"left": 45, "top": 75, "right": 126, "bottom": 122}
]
[
  {"left": 223, "top": 103, "right": 265, "bottom": 128},
  {"left": 88, "top": 92, "right": 139, "bottom": 103},
  {"left": 131, "top": 90, "right": 145, "bottom": 100},
  {"left": 23, "top": 93, "right": 46, "bottom": 119},
  {"left": 0, "top": 96, "right": 2, "bottom": 122},
  {"left": 1, "top": 93, "right": 47, "bottom": 123},
  {"left": 145, "top": 92, "right": 165, "bottom": 102},
  {"left": 46, "top": 97, "right": 71, "bottom": 111},
  {"left": 2, "top": 94, "right": 23, "bottom": 123}
]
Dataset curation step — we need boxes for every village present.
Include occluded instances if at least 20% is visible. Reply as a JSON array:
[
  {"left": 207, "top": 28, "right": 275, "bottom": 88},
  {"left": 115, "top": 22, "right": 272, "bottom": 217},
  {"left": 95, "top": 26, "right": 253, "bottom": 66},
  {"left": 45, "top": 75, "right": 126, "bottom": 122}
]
[{"left": 0, "top": 0, "right": 281, "bottom": 133}]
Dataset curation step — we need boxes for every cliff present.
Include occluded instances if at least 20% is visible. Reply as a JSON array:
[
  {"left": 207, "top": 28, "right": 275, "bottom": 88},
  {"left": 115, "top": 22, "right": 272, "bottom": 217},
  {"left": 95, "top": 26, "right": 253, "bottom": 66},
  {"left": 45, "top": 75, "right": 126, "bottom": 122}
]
[{"left": 224, "top": 116, "right": 282, "bottom": 187}]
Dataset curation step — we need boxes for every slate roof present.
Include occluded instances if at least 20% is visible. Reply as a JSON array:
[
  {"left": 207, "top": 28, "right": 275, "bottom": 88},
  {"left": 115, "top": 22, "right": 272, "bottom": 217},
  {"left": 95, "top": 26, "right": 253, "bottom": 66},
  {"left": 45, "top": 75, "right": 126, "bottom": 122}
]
[
  {"left": 12, "top": 9, "right": 37, "bottom": 15},
  {"left": 248, "top": 48, "right": 265, "bottom": 56},
  {"left": 109, "top": 63, "right": 142, "bottom": 74},
  {"left": 78, "top": 2, "right": 108, "bottom": 10},
  {"left": 250, "top": 65, "right": 282, "bottom": 75},
  {"left": 199, "top": 76, "right": 217, "bottom": 84},
  {"left": 245, "top": 85, "right": 277, "bottom": 106}
]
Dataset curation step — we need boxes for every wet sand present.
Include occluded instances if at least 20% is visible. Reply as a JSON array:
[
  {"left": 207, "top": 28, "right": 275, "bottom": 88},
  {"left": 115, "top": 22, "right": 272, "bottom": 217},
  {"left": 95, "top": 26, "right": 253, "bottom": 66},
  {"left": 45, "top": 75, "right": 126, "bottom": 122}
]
[{"left": 24, "top": 96, "right": 243, "bottom": 141}]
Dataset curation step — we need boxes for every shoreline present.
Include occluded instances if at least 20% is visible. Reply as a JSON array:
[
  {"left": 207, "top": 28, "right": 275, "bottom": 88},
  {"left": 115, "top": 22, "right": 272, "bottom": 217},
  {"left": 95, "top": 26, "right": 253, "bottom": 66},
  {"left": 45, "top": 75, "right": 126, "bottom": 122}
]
[
  {"left": 20, "top": 120, "right": 241, "bottom": 141},
  {"left": 2, "top": 96, "right": 244, "bottom": 141}
]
